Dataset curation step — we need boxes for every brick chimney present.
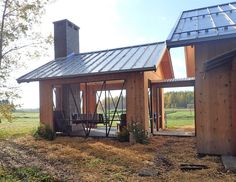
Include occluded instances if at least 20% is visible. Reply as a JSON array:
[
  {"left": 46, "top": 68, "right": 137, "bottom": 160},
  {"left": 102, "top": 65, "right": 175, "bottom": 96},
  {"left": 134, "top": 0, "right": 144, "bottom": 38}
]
[{"left": 53, "top": 19, "right": 80, "bottom": 59}]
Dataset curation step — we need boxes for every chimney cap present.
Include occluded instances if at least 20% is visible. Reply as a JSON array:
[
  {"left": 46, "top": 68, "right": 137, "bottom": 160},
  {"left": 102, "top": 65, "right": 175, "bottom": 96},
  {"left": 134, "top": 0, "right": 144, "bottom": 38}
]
[{"left": 53, "top": 19, "right": 80, "bottom": 30}]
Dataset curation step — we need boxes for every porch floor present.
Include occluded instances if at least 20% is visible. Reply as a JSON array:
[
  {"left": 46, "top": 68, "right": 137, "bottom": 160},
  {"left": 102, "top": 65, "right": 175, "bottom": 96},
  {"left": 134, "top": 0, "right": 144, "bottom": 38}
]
[{"left": 69, "top": 126, "right": 118, "bottom": 137}]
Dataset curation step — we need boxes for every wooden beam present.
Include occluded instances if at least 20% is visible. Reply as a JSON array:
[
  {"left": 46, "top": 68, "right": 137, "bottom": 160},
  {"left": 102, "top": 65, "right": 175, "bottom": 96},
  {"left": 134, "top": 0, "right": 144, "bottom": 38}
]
[
  {"left": 46, "top": 72, "right": 131, "bottom": 85},
  {"left": 185, "top": 46, "right": 195, "bottom": 77},
  {"left": 80, "top": 82, "right": 126, "bottom": 91}
]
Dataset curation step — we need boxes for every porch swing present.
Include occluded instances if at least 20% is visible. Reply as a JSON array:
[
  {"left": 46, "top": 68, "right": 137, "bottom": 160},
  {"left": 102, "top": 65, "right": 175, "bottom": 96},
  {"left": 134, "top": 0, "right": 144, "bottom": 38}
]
[{"left": 54, "top": 80, "right": 126, "bottom": 137}]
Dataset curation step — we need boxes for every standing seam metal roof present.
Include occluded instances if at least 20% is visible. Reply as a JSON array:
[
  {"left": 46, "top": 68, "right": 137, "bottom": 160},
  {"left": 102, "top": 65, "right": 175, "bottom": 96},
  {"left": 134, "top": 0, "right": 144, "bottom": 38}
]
[
  {"left": 17, "top": 42, "right": 166, "bottom": 83},
  {"left": 167, "top": 1, "right": 236, "bottom": 48}
]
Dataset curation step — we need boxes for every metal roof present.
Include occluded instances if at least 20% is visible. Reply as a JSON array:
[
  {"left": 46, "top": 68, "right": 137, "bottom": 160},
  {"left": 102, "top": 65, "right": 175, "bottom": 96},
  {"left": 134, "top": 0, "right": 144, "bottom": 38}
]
[
  {"left": 17, "top": 42, "right": 167, "bottom": 83},
  {"left": 152, "top": 77, "right": 195, "bottom": 88},
  {"left": 167, "top": 1, "right": 236, "bottom": 48}
]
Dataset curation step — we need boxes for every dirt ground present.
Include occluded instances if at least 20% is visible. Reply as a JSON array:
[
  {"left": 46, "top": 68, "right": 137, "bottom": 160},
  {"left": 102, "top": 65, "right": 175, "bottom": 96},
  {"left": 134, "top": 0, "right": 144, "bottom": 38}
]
[{"left": 0, "top": 135, "right": 235, "bottom": 182}]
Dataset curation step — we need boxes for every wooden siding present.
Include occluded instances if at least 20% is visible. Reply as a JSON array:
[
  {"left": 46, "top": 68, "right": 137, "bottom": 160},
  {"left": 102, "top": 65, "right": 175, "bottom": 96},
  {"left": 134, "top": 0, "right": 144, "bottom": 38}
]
[
  {"left": 185, "top": 46, "right": 195, "bottom": 77},
  {"left": 195, "top": 39, "right": 236, "bottom": 155},
  {"left": 232, "top": 58, "right": 236, "bottom": 154}
]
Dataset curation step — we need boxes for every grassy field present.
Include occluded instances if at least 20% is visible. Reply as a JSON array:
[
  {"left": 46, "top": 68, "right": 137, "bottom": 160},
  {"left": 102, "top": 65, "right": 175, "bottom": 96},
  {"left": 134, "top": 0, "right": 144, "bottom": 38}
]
[
  {"left": 165, "top": 109, "right": 195, "bottom": 129},
  {"left": 0, "top": 112, "right": 39, "bottom": 139},
  {"left": 0, "top": 109, "right": 195, "bottom": 139}
]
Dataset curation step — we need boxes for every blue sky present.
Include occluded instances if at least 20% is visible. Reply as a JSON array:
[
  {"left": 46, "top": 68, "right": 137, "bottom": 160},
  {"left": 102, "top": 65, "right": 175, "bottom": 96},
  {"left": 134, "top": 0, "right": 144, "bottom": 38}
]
[{"left": 17, "top": 0, "right": 232, "bottom": 108}]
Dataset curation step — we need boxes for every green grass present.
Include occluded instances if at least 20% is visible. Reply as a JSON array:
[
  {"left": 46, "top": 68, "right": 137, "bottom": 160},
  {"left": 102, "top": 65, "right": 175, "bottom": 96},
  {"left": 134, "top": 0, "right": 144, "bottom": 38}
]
[
  {"left": 0, "top": 112, "right": 39, "bottom": 139},
  {"left": 165, "top": 109, "right": 194, "bottom": 128},
  {"left": 0, "top": 109, "right": 194, "bottom": 139},
  {"left": 0, "top": 166, "right": 56, "bottom": 182}
]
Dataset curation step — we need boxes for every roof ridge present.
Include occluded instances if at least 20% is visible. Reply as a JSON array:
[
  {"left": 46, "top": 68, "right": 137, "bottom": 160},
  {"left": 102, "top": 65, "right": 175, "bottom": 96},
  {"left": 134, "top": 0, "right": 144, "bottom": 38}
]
[
  {"left": 77, "top": 41, "right": 165, "bottom": 55},
  {"left": 182, "top": 1, "right": 236, "bottom": 13}
]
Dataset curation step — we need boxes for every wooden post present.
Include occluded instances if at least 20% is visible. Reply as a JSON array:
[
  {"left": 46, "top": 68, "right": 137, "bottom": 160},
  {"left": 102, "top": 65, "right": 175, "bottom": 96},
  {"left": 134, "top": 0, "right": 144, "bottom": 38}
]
[
  {"left": 160, "top": 88, "right": 165, "bottom": 129},
  {"left": 151, "top": 86, "right": 157, "bottom": 132},
  {"left": 126, "top": 72, "right": 149, "bottom": 131},
  {"left": 84, "top": 85, "right": 96, "bottom": 114},
  {"left": 156, "top": 88, "right": 165, "bottom": 130},
  {"left": 39, "top": 80, "right": 53, "bottom": 130}
]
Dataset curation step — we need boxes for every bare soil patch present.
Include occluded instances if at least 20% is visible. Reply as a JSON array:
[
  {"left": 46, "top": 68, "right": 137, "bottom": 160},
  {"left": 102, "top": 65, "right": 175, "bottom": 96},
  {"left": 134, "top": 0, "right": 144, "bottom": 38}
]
[{"left": 0, "top": 136, "right": 235, "bottom": 181}]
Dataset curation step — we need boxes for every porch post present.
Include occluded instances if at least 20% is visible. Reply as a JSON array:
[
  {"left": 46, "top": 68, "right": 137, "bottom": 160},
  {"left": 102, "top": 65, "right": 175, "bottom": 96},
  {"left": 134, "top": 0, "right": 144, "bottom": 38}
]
[
  {"left": 126, "top": 72, "right": 149, "bottom": 132},
  {"left": 39, "top": 80, "right": 54, "bottom": 130}
]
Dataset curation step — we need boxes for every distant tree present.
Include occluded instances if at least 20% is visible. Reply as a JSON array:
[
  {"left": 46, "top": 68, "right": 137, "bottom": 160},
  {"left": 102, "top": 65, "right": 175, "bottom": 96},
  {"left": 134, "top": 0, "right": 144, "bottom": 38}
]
[
  {"left": 0, "top": 0, "right": 52, "bottom": 121},
  {"left": 164, "top": 91, "right": 194, "bottom": 109},
  {"left": 0, "top": 99, "right": 14, "bottom": 122}
]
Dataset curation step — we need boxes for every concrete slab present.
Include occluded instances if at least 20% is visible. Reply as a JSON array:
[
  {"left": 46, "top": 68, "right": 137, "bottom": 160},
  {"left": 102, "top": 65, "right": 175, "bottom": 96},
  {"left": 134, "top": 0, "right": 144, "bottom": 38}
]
[
  {"left": 69, "top": 126, "right": 117, "bottom": 137},
  {"left": 221, "top": 156, "right": 236, "bottom": 172},
  {"left": 154, "top": 130, "right": 195, "bottom": 137}
]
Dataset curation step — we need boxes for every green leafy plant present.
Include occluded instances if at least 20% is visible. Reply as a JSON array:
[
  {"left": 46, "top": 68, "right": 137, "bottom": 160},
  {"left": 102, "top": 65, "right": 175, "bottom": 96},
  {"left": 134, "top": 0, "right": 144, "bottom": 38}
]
[
  {"left": 33, "top": 124, "right": 55, "bottom": 141},
  {"left": 129, "top": 121, "right": 149, "bottom": 144}
]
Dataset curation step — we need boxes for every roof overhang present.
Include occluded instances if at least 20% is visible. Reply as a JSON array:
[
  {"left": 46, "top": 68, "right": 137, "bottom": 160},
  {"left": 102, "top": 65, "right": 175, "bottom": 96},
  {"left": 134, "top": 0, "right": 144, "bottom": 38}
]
[
  {"left": 17, "top": 66, "right": 156, "bottom": 83},
  {"left": 204, "top": 48, "right": 236, "bottom": 71},
  {"left": 167, "top": 33, "right": 236, "bottom": 49},
  {"left": 152, "top": 77, "right": 195, "bottom": 88}
]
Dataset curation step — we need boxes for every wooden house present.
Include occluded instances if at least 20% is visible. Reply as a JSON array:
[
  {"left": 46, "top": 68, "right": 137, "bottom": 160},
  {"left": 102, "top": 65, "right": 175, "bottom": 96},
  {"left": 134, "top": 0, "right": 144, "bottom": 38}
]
[
  {"left": 17, "top": 19, "right": 174, "bottom": 137},
  {"left": 166, "top": 2, "right": 236, "bottom": 155},
  {"left": 17, "top": 1, "right": 236, "bottom": 155}
]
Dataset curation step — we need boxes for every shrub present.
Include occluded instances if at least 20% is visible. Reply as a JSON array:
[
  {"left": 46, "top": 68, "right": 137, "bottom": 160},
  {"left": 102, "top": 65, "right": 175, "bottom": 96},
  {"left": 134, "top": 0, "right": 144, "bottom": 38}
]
[
  {"left": 117, "top": 127, "right": 129, "bottom": 142},
  {"left": 33, "top": 124, "right": 55, "bottom": 141},
  {"left": 129, "top": 122, "right": 149, "bottom": 144}
]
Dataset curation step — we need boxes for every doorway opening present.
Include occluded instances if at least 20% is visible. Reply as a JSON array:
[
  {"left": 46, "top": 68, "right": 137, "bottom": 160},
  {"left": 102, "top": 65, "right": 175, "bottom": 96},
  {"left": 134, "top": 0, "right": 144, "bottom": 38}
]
[{"left": 150, "top": 78, "right": 195, "bottom": 136}]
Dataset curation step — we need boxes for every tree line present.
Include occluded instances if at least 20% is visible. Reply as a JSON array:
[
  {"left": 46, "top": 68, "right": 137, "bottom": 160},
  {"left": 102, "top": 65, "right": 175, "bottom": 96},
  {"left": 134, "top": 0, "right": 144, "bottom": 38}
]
[
  {"left": 96, "top": 91, "right": 194, "bottom": 112},
  {"left": 164, "top": 91, "right": 194, "bottom": 108}
]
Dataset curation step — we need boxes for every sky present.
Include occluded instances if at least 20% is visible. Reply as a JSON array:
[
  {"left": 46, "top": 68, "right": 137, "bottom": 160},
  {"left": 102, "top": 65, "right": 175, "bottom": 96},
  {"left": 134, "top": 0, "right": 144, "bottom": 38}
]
[{"left": 16, "top": 0, "right": 232, "bottom": 108}]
